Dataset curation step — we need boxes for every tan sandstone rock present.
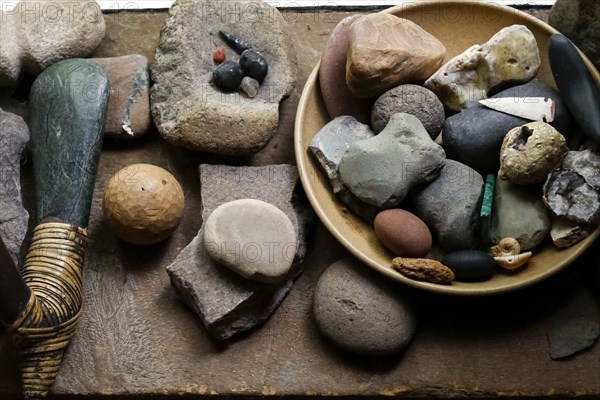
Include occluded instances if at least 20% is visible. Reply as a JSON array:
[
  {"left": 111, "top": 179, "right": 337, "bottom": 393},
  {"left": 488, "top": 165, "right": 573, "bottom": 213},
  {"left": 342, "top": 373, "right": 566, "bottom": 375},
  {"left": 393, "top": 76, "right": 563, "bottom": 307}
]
[{"left": 346, "top": 13, "right": 446, "bottom": 99}]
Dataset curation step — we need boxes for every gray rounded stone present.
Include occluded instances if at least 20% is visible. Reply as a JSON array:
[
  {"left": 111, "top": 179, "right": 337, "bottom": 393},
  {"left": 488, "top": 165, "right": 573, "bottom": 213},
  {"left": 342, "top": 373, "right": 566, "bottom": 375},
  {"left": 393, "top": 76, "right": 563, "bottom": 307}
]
[
  {"left": 371, "top": 84, "right": 445, "bottom": 138},
  {"left": 313, "top": 258, "right": 417, "bottom": 356},
  {"left": 203, "top": 199, "right": 297, "bottom": 283}
]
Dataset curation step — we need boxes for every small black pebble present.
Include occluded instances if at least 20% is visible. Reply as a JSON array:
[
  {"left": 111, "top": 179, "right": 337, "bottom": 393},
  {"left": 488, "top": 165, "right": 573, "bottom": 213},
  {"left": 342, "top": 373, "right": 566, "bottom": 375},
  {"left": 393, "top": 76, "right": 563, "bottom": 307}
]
[
  {"left": 240, "top": 50, "right": 268, "bottom": 82},
  {"left": 442, "top": 250, "right": 495, "bottom": 282},
  {"left": 213, "top": 61, "right": 243, "bottom": 92}
]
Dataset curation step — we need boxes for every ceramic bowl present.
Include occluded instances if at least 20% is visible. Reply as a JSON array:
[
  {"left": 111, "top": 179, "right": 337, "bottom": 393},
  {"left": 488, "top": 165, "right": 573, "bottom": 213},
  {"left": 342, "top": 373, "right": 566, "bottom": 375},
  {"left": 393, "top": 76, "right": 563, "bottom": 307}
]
[{"left": 294, "top": 0, "right": 600, "bottom": 295}]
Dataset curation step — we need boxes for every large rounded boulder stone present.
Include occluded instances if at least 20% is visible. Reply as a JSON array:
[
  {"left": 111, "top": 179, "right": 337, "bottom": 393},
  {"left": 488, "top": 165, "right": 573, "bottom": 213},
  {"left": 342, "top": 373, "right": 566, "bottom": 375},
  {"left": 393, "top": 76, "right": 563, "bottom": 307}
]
[{"left": 151, "top": 0, "right": 297, "bottom": 154}]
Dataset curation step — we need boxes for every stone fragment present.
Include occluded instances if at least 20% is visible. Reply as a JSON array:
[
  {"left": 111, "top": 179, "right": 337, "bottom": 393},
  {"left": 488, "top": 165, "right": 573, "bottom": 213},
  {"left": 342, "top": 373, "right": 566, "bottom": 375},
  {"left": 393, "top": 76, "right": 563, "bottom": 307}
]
[
  {"left": 204, "top": 199, "right": 297, "bottom": 283},
  {"left": 336, "top": 189, "right": 380, "bottom": 224},
  {"left": 442, "top": 250, "right": 496, "bottom": 282},
  {"left": 339, "top": 113, "right": 446, "bottom": 208},
  {"left": 549, "top": 0, "right": 600, "bottom": 72},
  {"left": 547, "top": 316, "right": 600, "bottom": 360},
  {"left": 240, "top": 77, "right": 259, "bottom": 98},
  {"left": 411, "top": 160, "right": 484, "bottom": 252},
  {"left": 0, "top": 0, "right": 105, "bottom": 87},
  {"left": 346, "top": 13, "right": 446, "bottom": 99},
  {"left": 550, "top": 214, "right": 589, "bottom": 249},
  {"left": 319, "top": 15, "right": 372, "bottom": 123},
  {"left": 151, "top": 0, "right": 297, "bottom": 154},
  {"left": 371, "top": 84, "right": 445, "bottom": 138},
  {"left": 442, "top": 80, "right": 574, "bottom": 174},
  {"left": 479, "top": 97, "right": 554, "bottom": 122},
  {"left": 543, "top": 169, "right": 600, "bottom": 224},
  {"left": 499, "top": 122, "right": 567, "bottom": 185},
  {"left": 425, "top": 25, "right": 540, "bottom": 112},
  {"left": 0, "top": 107, "right": 30, "bottom": 265},
  {"left": 562, "top": 149, "right": 600, "bottom": 190},
  {"left": 313, "top": 258, "right": 417, "bottom": 355},
  {"left": 491, "top": 177, "right": 550, "bottom": 251},
  {"left": 374, "top": 209, "right": 432, "bottom": 258},
  {"left": 391, "top": 257, "right": 454, "bottom": 285},
  {"left": 493, "top": 252, "right": 532, "bottom": 271},
  {"left": 166, "top": 164, "right": 312, "bottom": 340},
  {"left": 92, "top": 55, "right": 151, "bottom": 139}
]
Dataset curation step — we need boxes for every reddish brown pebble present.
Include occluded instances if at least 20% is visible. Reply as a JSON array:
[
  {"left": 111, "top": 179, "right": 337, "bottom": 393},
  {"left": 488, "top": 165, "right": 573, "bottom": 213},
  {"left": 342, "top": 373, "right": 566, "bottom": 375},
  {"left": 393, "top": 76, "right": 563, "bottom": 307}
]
[
  {"left": 392, "top": 257, "right": 455, "bottom": 285},
  {"left": 213, "top": 47, "right": 226, "bottom": 64},
  {"left": 374, "top": 209, "right": 432, "bottom": 257}
]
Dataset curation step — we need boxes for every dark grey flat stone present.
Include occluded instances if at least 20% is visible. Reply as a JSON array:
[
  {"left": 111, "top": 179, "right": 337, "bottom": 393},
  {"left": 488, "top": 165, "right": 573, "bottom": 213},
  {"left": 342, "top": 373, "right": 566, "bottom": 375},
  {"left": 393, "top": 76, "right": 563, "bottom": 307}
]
[{"left": 547, "top": 316, "right": 600, "bottom": 360}]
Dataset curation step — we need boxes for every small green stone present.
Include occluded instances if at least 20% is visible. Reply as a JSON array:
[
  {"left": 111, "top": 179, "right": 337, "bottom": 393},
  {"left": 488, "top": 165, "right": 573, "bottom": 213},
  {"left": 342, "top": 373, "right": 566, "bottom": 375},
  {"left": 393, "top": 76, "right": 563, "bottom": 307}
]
[{"left": 479, "top": 174, "right": 496, "bottom": 249}]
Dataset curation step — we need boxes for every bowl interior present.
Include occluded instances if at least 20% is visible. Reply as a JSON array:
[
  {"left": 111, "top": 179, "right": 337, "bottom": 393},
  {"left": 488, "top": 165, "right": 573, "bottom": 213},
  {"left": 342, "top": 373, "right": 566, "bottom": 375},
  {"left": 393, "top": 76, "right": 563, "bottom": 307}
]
[{"left": 294, "top": 1, "right": 600, "bottom": 295}]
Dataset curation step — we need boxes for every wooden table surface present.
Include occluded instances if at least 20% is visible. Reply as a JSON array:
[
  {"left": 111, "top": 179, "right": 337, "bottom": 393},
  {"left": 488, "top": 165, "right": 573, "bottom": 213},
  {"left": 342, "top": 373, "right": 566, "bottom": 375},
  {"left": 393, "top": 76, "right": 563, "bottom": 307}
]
[{"left": 1, "top": 7, "right": 599, "bottom": 400}]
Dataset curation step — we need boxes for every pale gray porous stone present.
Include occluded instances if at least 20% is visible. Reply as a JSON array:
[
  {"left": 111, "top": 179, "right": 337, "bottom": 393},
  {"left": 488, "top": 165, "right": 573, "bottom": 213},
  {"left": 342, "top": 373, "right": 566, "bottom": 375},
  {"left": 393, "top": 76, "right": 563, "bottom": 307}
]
[
  {"left": 0, "top": 0, "right": 105, "bottom": 87},
  {"left": 203, "top": 199, "right": 297, "bottom": 283},
  {"left": 151, "top": 0, "right": 297, "bottom": 154},
  {"left": 0, "top": 107, "right": 30, "bottom": 265},
  {"left": 562, "top": 149, "right": 600, "bottom": 190},
  {"left": 543, "top": 169, "right": 600, "bottom": 224},
  {"left": 166, "top": 164, "right": 311, "bottom": 340},
  {"left": 339, "top": 113, "right": 446, "bottom": 208}
]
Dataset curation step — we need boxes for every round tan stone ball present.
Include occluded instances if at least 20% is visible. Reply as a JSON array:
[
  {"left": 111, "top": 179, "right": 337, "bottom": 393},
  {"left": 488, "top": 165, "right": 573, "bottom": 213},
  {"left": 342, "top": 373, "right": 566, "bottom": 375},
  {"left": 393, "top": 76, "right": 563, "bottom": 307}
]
[{"left": 103, "top": 163, "right": 185, "bottom": 245}]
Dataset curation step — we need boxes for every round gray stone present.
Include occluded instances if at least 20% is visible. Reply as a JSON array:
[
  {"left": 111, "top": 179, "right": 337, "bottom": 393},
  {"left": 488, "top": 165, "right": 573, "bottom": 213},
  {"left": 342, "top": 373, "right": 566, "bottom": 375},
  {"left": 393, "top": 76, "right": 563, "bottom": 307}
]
[
  {"left": 313, "top": 258, "right": 417, "bottom": 356},
  {"left": 203, "top": 199, "right": 297, "bottom": 283}
]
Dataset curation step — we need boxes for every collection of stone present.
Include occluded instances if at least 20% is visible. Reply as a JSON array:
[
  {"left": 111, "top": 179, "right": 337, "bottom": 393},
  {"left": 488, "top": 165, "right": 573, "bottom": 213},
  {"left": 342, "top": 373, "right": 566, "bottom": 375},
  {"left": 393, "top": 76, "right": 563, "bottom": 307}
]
[{"left": 312, "top": 12, "right": 600, "bottom": 286}]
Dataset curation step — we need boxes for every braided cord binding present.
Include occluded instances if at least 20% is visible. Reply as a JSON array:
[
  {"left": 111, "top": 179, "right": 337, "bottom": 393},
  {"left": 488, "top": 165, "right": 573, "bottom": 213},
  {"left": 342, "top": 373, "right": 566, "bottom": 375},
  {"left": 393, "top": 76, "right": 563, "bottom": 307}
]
[{"left": 10, "top": 222, "right": 88, "bottom": 399}]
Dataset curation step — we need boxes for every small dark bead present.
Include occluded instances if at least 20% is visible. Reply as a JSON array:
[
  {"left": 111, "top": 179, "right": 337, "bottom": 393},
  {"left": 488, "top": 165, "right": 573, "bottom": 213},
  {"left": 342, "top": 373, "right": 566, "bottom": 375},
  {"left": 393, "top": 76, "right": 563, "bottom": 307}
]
[
  {"left": 213, "top": 61, "right": 243, "bottom": 92},
  {"left": 240, "top": 50, "right": 268, "bottom": 82}
]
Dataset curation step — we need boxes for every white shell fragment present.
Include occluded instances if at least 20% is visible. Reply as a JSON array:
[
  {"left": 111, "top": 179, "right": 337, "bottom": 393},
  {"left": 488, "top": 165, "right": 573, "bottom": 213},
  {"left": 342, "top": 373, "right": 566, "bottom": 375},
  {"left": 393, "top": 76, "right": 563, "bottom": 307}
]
[
  {"left": 490, "top": 237, "right": 521, "bottom": 257},
  {"left": 494, "top": 252, "right": 533, "bottom": 270},
  {"left": 479, "top": 97, "right": 555, "bottom": 122}
]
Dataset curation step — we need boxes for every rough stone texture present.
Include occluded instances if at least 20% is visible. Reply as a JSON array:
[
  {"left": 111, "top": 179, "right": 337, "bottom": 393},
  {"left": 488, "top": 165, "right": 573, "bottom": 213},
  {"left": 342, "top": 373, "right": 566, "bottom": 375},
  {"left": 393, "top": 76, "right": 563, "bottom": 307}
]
[
  {"left": 0, "top": 107, "right": 30, "bottom": 265},
  {"left": 0, "top": 0, "right": 105, "bottom": 87},
  {"left": 391, "top": 257, "right": 455, "bottom": 285},
  {"left": 442, "top": 80, "right": 575, "bottom": 174},
  {"left": 549, "top": 0, "right": 600, "bottom": 72},
  {"left": 371, "top": 84, "right": 445, "bottom": 138},
  {"left": 547, "top": 316, "right": 600, "bottom": 360},
  {"left": 319, "top": 15, "right": 372, "bottom": 123},
  {"left": 550, "top": 214, "right": 589, "bottom": 248},
  {"left": 313, "top": 258, "right": 417, "bottom": 355},
  {"left": 92, "top": 55, "right": 151, "bottom": 139},
  {"left": 562, "top": 149, "right": 600, "bottom": 190},
  {"left": 543, "top": 169, "right": 600, "bottom": 224},
  {"left": 411, "top": 160, "right": 484, "bottom": 252},
  {"left": 203, "top": 199, "right": 297, "bottom": 283},
  {"left": 346, "top": 13, "right": 446, "bottom": 99},
  {"left": 499, "top": 122, "right": 567, "bottom": 185},
  {"left": 151, "top": 0, "right": 297, "bottom": 154},
  {"left": 166, "top": 164, "right": 311, "bottom": 340},
  {"left": 339, "top": 113, "right": 446, "bottom": 208},
  {"left": 425, "top": 25, "right": 540, "bottom": 112},
  {"left": 491, "top": 177, "right": 551, "bottom": 251}
]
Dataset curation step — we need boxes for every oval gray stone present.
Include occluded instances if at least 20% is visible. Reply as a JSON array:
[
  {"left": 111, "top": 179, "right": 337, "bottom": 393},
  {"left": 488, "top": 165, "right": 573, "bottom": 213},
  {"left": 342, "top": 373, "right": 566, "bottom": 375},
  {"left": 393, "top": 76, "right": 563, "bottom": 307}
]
[
  {"left": 313, "top": 258, "right": 417, "bottom": 356},
  {"left": 203, "top": 199, "right": 297, "bottom": 283}
]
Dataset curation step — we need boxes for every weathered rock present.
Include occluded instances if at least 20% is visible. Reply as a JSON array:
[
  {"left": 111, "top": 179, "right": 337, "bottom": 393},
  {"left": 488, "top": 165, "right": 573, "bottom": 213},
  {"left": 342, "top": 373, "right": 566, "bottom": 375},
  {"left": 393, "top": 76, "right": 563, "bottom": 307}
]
[
  {"left": 562, "top": 149, "right": 600, "bottom": 190},
  {"left": 0, "top": 0, "right": 105, "bottom": 87},
  {"left": 371, "top": 84, "right": 445, "bottom": 138},
  {"left": 336, "top": 189, "right": 380, "bottom": 224},
  {"left": 549, "top": 1, "right": 600, "bottom": 75},
  {"left": 442, "top": 250, "right": 496, "bottom": 282},
  {"left": 339, "top": 113, "right": 446, "bottom": 208},
  {"left": 550, "top": 214, "right": 589, "bottom": 249},
  {"left": 391, "top": 257, "right": 454, "bottom": 285},
  {"left": 151, "top": 0, "right": 297, "bottom": 154},
  {"left": 411, "top": 160, "right": 484, "bottom": 252},
  {"left": 346, "top": 13, "right": 446, "bottom": 99},
  {"left": 442, "top": 80, "right": 575, "bottom": 174},
  {"left": 425, "top": 25, "right": 540, "bottom": 112},
  {"left": 374, "top": 209, "right": 432, "bottom": 258},
  {"left": 491, "top": 177, "right": 550, "bottom": 251},
  {"left": 92, "top": 55, "right": 151, "bottom": 139},
  {"left": 547, "top": 316, "right": 600, "bottom": 360},
  {"left": 543, "top": 169, "right": 600, "bottom": 224},
  {"left": 319, "top": 15, "right": 372, "bottom": 123},
  {"left": 204, "top": 199, "right": 297, "bottom": 283},
  {"left": 0, "top": 107, "right": 30, "bottom": 265},
  {"left": 166, "top": 164, "right": 312, "bottom": 340},
  {"left": 313, "top": 258, "right": 417, "bottom": 355},
  {"left": 499, "top": 122, "right": 567, "bottom": 185}
]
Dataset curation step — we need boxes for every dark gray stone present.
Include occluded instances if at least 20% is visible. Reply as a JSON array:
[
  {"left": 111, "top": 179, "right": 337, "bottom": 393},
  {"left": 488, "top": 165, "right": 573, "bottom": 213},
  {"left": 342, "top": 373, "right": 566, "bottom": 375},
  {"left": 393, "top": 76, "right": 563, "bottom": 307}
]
[
  {"left": 339, "top": 113, "right": 446, "bottom": 208},
  {"left": 166, "top": 164, "right": 312, "bottom": 340},
  {"left": 411, "top": 160, "right": 484, "bottom": 252},
  {"left": 442, "top": 80, "right": 575, "bottom": 174},
  {"left": 543, "top": 169, "right": 600, "bottom": 224},
  {"left": 0, "top": 107, "right": 29, "bottom": 265},
  {"left": 491, "top": 177, "right": 550, "bottom": 251},
  {"left": 547, "top": 316, "right": 600, "bottom": 360},
  {"left": 442, "top": 250, "right": 495, "bottom": 282},
  {"left": 313, "top": 258, "right": 416, "bottom": 356},
  {"left": 562, "top": 149, "right": 600, "bottom": 190}
]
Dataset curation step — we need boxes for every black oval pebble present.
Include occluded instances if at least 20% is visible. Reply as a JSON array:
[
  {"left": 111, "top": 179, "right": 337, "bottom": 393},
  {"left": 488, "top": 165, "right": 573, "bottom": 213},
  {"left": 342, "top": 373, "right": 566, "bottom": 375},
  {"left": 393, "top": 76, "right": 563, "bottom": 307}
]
[
  {"left": 240, "top": 50, "right": 268, "bottom": 82},
  {"left": 442, "top": 250, "right": 495, "bottom": 282},
  {"left": 213, "top": 60, "right": 243, "bottom": 92}
]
